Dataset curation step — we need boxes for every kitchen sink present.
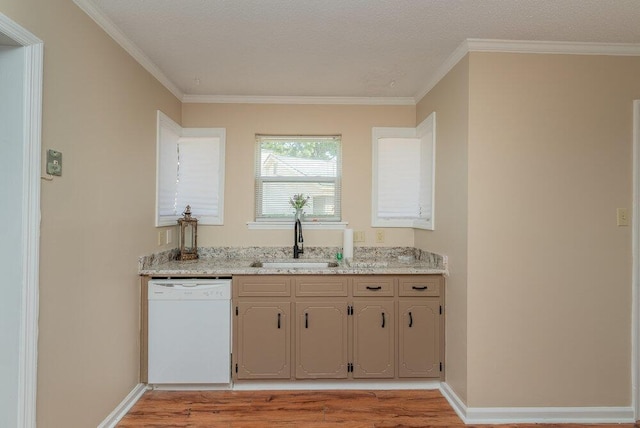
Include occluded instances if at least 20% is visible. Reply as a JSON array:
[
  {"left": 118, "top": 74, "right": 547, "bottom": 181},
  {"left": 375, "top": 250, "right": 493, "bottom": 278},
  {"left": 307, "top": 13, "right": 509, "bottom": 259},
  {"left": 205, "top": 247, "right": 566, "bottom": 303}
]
[{"left": 251, "top": 261, "right": 339, "bottom": 269}]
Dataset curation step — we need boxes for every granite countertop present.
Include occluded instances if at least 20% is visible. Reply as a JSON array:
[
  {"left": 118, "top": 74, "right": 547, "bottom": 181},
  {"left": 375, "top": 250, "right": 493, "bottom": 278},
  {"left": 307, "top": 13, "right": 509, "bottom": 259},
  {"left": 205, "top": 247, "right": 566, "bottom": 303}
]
[{"left": 139, "top": 247, "right": 448, "bottom": 277}]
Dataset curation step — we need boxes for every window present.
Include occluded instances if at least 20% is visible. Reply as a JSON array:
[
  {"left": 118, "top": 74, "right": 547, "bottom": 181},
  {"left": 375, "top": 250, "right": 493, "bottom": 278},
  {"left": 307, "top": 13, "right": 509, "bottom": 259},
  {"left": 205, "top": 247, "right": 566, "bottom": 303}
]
[
  {"left": 255, "top": 135, "right": 341, "bottom": 222},
  {"left": 156, "top": 111, "right": 225, "bottom": 226},
  {"left": 372, "top": 112, "right": 435, "bottom": 230}
]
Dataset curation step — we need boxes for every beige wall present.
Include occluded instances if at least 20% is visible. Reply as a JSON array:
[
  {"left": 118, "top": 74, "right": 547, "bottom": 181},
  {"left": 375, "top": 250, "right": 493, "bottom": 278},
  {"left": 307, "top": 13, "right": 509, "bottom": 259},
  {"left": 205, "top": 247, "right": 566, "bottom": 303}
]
[
  {"left": 466, "top": 53, "right": 640, "bottom": 407},
  {"left": 415, "top": 56, "right": 470, "bottom": 402},
  {"left": 182, "top": 103, "right": 416, "bottom": 248},
  {"left": 3, "top": 0, "right": 639, "bottom": 420},
  {"left": 416, "top": 52, "right": 640, "bottom": 408},
  {"left": 0, "top": 1, "right": 181, "bottom": 427}
]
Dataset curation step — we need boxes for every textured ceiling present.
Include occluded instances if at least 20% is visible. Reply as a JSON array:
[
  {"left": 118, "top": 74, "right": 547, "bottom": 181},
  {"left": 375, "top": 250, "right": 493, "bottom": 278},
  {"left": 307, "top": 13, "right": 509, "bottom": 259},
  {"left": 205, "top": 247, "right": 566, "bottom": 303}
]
[{"left": 89, "top": 0, "right": 640, "bottom": 99}]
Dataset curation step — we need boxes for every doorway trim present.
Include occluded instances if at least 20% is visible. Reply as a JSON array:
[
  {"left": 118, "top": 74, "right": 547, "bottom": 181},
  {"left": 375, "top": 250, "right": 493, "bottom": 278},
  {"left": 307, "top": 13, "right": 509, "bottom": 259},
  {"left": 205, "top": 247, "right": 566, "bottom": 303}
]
[
  {"left": 633, "top": 99, "right": 640, "bottom": 421},
  {"left": 0, "top": 12, "right": 43, "bottom": 428}
]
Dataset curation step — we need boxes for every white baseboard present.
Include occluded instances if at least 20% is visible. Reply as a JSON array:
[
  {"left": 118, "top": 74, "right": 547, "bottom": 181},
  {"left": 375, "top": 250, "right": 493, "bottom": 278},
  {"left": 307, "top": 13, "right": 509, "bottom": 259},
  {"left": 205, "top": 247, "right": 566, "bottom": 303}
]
[
  {"left": 233, "top": 380, "right": 441, "bottom": 391},
  {"left": 150, "top": 383, "right": 232, "bottom": 391},
  {"left": 439, "top": 382, "right": 635, "bottom": 425},
  {"left": 97, "top": 383, "right": 148, "bottom": 428},
  {"left": 439, "top": 382, "right": 467, "bottom": 421},
  {"left": 465, "top": 406, "right": 635, "bottom": 425}
]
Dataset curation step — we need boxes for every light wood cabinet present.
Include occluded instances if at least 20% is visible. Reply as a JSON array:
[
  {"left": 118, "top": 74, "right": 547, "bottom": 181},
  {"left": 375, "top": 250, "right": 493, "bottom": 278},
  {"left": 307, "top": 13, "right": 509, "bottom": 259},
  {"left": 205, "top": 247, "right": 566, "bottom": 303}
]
[
  {"left": 295, "top": 301, "right": 348, "bottom": 379},
  {"left": 236, "top": 301, "right": 291, "bottom": 379},
  {"left": 398, "top": 299, "right": 441, "bottom": 378},
  {"left": 232, "top": 274, "right": 444, "bottom": 383},
  {"left": 352, "top": 299, "right": 395, "bottom": 378},
  {"left": 233, "top": 276, "right": 292, "bottom": 380}
]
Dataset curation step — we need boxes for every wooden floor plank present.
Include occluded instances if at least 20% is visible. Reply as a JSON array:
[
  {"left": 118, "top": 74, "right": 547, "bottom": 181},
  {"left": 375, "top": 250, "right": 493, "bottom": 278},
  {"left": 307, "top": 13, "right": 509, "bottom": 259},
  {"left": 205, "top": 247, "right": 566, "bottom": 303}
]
[{"left": 117, "top": 389, "right": 635, "bottom": 427}]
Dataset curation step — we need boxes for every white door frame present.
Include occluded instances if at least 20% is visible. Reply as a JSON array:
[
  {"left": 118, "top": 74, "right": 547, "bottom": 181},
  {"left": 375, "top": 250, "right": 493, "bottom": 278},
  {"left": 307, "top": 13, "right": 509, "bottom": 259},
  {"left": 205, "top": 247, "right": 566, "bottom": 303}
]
[
  {"left": 0, "top": 12, "right": 43, "bottom": 428},
  {"left": 633, "top": 99, "right": 640, "bottom": 421}
]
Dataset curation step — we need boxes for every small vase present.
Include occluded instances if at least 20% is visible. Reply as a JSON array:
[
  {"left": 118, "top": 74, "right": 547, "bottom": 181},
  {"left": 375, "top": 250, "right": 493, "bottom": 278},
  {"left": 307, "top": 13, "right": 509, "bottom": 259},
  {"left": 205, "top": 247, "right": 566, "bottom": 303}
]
[{"left": 295, "top": 208, "right": 304, "bottom": 221}]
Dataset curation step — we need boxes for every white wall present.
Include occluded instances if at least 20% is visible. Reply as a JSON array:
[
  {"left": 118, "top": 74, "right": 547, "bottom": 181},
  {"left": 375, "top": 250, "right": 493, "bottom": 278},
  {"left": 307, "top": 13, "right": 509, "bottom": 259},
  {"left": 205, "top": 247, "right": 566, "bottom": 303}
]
[{"left": 0, "top": 44, "right": 25, "bottom": 428}]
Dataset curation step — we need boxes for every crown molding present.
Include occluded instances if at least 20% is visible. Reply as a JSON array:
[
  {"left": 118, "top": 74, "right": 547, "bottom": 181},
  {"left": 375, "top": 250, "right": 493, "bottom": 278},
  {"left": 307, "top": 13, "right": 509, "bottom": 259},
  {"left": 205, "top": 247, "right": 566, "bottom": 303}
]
[
  {"left": 413, "top": 38, "right": 640, "bottom": 103},
  {"left": 67, "top": 5, "right": 640, "bottom": 107},
  {"left": 413, "top": 39, "right": 471, "bottom": 103},
  {"left": 182, "top": 94, "right": 416, "bottom": 106},
  {"left": 466, "top": 38, "right": 640, "bottom": 56},
  {"left": 72, "top": 0, "right": 184, "bottom": 101}
]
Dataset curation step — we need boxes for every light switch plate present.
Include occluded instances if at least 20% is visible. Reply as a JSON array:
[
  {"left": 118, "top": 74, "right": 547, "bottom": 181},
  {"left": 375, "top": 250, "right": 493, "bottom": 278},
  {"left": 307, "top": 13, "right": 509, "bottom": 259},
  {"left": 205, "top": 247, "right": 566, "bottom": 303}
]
[
  {"left": 46, "top": 149, "right": 62, "bottom": 176},
  {"left": 617, "top": 208, "right": 629, "bottom": 226}
]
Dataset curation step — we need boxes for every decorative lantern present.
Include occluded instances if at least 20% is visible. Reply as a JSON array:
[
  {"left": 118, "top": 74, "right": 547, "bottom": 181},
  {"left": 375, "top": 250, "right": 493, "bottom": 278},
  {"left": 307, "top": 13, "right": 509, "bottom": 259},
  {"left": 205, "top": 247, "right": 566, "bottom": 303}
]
[{"left": 177, "top": 205, "right": 198, "bottom": 261}]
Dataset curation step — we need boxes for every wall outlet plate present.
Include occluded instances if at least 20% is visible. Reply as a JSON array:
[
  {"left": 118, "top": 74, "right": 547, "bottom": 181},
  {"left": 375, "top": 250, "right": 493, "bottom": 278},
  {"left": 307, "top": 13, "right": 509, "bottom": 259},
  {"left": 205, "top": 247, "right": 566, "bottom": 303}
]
[{"left": 46, "top": 149, "right": 62, "bottom": 176}]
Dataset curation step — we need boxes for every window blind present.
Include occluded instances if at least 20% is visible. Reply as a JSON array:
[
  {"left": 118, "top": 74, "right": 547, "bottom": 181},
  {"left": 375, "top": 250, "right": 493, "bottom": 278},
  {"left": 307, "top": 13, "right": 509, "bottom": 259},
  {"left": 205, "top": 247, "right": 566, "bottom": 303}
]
[
  {"left": 377, "top": 137, "right": 421, "bottom": 218},
  {"left": 176, "top": 137, "right": 220, "bottom": 218},
  {"left": 255, "top": 135, "right": 341, "bottom": 221}
]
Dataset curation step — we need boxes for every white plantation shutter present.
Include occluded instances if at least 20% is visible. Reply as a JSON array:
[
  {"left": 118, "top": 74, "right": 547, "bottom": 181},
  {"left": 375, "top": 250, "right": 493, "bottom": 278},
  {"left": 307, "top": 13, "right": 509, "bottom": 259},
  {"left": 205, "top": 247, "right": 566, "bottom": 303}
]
[
  {"left": 176, "top": 137, "right": 220, "bottom": 219},
  {"left": 157, "top": 121, "right": 180, "bottom": 217},
  {"left": 156, "top": 111, "right": 225, "bottom": 226},
  {"left": 372, "top": 112, "right": 435, "bottom": 230},
  {"left": 377, "top": 137, "right": 421, "bottom": 218}
]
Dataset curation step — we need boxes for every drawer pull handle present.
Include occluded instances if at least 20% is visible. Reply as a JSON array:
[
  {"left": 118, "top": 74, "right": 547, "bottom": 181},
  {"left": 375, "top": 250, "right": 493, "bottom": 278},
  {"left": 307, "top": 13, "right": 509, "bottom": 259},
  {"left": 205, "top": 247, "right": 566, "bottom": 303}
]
[
  {"left": 305, "top": 312, "right": 309, "bottom": 329},
  {"left": 277, "top": 313, "right": 281, "bottom": 329},
  {"left": 366, "top": 286, "right": 382, "bottom": 291},
  {"left": 381, "top": 312, "right": 386, "bottom": 328},
  {"left": 412, "top": 286, "right": 428, "bottom": 291},
  {"left": 409, "top": 311, "right": 413, "bottom": 328}
]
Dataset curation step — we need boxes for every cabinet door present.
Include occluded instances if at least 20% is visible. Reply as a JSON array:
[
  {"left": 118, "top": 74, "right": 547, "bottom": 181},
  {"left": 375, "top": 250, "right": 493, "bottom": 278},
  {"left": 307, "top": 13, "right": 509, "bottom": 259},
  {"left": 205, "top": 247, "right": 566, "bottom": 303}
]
[
  {"left": 352, "top": 300, "right": 395, "bottom": 378},
  {"left": 236, "top": 302, "right": 290, "bottom": 379},
  {"left": 398, "top": 299, "right": 440, "bottom": 378},
  {"left": 295, "top": 301, "right": 348, "bottom": 379}
]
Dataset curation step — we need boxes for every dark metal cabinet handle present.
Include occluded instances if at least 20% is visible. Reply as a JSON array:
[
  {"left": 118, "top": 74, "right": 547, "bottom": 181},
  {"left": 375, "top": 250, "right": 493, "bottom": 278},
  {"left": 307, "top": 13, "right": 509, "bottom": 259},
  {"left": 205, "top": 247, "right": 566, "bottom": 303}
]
[
  {"left": 381, "top": 312, "right": 386, "bottom": 328},
  {"left": 412, "top": 285, "right": 428, "bottom": 291},
  {"left": 277, "top": 313, "right": 281, "bottom": 329},
  {"left": 305, "top": 312, "right": 308, "bottom": 329},
  {"left": 366, "top": 286, "right": 382, "bottom": 291},
  {"left": 409, "top": 311, "right": 413, "bottom": 328}
]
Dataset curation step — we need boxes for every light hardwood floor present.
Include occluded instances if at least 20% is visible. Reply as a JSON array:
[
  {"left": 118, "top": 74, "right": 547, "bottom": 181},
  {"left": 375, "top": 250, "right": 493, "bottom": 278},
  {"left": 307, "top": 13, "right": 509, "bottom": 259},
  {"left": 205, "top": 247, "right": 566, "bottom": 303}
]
[{"left": 117, "top": 390, "right": 636, "bottom": 427}]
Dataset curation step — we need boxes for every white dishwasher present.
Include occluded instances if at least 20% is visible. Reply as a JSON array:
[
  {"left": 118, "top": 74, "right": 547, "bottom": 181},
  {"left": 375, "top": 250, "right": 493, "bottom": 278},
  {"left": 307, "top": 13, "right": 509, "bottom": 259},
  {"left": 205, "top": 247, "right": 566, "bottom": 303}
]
[{"left": 148, "top": 278, "right": 231, "bottom": 386}]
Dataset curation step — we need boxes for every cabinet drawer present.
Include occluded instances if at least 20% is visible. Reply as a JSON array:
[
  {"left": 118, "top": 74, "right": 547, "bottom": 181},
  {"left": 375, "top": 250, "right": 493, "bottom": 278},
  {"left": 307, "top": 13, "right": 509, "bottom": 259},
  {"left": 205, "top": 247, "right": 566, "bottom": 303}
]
[
  {"left": 398, "top": 276, "right": 442, "bottom": 297},
  {"left": 295, "top": 277, "right": 349, "bottom": 297},
  {"left": 235, "top": 276, "right": 291, "bottom": 297},
  {"left": 353, "top": 276, "right": 395, "bottom": 297}
]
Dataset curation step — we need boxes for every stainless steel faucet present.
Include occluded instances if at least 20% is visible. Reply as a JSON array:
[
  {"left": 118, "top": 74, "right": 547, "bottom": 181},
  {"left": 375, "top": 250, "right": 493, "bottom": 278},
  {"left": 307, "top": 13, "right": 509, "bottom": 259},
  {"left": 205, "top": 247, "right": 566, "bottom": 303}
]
[{"left": 293, "top": 219, "right": 304, "bottom": 258}]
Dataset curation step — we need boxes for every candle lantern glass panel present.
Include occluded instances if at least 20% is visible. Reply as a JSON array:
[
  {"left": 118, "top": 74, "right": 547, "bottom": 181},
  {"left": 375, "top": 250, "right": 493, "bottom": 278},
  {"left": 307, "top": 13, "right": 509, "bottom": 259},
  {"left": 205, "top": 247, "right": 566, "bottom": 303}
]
[{"left": 178, "top": 205, "right": 198, "bottom": 260}]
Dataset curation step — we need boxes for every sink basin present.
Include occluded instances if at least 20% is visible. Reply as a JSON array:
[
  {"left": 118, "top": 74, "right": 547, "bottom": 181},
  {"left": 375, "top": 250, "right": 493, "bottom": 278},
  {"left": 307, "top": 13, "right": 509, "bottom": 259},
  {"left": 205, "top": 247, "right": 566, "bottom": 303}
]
[{"left": 251, "top": 261, "right": 339, "bottom": 269}]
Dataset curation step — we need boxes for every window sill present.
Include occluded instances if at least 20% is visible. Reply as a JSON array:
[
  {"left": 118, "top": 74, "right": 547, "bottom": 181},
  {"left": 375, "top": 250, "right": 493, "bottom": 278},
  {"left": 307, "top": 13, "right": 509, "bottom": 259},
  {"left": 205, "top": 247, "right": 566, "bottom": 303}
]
[{"left": 247, "top": 221, "right": 349, "bottom": 230}]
